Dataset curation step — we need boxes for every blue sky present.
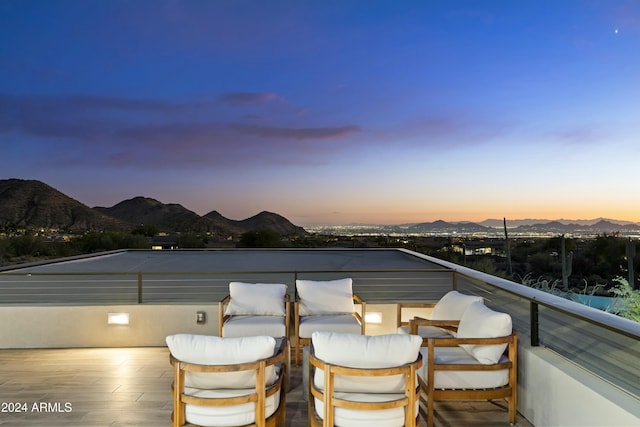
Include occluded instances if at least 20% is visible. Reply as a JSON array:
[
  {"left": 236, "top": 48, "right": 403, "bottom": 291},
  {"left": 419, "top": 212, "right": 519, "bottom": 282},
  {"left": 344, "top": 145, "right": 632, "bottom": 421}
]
[{"left": 1, "top": 0, "right": 639, "bottom": 225}]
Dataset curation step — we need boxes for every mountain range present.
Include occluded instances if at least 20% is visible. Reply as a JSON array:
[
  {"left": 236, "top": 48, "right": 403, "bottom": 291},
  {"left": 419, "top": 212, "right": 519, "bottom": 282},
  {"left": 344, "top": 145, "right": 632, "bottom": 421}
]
[
  {"left": 0, "top": 179, "right": 306, "bottom": 236},
  {"left": 1, "top": 179, "right": 639, "bottom": 236},
  {"left": 404, "top": 219, "right": 640, "bottom": 234}
]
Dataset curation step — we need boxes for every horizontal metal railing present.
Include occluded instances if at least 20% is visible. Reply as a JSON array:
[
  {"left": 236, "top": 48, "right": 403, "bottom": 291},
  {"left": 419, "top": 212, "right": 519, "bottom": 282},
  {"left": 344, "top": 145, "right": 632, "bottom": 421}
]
[{"left": 0, "top": 268, "right": 456, "bottom": 304}]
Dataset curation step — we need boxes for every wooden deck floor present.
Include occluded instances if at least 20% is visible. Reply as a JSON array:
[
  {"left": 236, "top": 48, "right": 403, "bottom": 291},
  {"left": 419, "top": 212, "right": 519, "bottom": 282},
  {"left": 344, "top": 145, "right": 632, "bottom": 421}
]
[{"left": 0, "top": 347, "right": 532, "bottom": 426}]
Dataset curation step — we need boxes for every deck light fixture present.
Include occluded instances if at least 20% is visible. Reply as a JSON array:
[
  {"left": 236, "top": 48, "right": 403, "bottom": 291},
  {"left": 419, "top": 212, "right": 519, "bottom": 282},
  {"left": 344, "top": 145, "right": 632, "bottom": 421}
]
[
  {"left": 364, "top": 311, "right": 383, "bottom": 324},
  {"left": 107, "top": 312, "right": 130, "bottom": 325}
]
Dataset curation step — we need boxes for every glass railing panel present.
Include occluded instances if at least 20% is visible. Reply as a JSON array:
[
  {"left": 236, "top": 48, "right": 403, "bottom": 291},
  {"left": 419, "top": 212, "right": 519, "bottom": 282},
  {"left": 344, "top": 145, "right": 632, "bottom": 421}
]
[
  {"left": 538, "top": 306, "right": 640, "bottom": 397},
  {"left": 452, "top": 268, "right": 640, "bottom": 399}
]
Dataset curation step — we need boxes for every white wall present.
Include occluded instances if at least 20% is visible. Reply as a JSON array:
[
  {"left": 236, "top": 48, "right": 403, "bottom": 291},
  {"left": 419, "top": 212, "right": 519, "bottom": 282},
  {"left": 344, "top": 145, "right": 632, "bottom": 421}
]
[
  {"left": 0, "top": 305, "right": 216, "bottom": 348},
  {"left": 519, "top": 341, "right": 640, "bottom": 426}
]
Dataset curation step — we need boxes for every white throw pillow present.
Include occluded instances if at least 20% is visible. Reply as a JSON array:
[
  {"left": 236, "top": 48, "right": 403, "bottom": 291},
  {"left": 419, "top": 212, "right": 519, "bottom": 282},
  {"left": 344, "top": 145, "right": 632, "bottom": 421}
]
[
  {"left": 312, "top": 332, "right": 422, "bottom": 393},
  {"left": 297, "top": 278, "right": 355, "bottom": 316},
  {"left": 431, "top": 290, "right": 484, "bottom": 320},
  {"left": 166, "top": 334, "right": 277, "bottom": 389},
  {"left": 225, "top": 282, "right": 287, "bottom": 316},
  {"left": 457, "top": 302, "right": 512, "bottom": 364}
]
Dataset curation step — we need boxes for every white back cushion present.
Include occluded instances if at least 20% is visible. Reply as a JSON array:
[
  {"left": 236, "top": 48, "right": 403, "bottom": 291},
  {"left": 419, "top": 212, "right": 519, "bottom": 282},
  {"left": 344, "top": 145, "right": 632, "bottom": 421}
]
[
  {"left": 225, "top": 282, "right": 287, "bottom": 316},
  {"left": 312, "top": 332, "right": 422, "bottom": 393},
  {"left": 457, "top": 302, "right": 512, "bottom": 364},
  {"left": 166, "top": 334, "right": 277, "bottom": 389},
  {"left": 431, "top": 290, "right": 484, "bottom": 320},
  {"left": 297, "top": 278, "right": 355, "bottom": 316}
]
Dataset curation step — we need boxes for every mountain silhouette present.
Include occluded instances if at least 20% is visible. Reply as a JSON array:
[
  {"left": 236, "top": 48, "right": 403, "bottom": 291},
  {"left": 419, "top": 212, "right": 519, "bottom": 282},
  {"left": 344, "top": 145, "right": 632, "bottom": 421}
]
[
  {"left": 0, "top": 179, "right": 129, "bottom": 232},
  {"left": 0, "top": 179, "right": 307, "bottom": 236}
]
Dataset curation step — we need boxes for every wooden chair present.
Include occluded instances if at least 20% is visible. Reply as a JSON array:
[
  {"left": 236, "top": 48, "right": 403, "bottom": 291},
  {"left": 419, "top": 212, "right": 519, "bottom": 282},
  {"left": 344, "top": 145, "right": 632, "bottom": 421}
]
[
  {"left": 308, "top": 332, "right": 423, "bottom": 427},
  {"left": 294, "top": 278, "right": 365, "bottom": 366},
  {"left": 218, "top": 282, "right": 290, "bottom": 339},
  {"left": 397, "top": 291, "right": 484, "bottom": 341},
  {"left": 167, "top": 334, "right": 288, "bottom": 427},
  {"left": 410, "top": 301, "right": 517, "bottom": 427}
]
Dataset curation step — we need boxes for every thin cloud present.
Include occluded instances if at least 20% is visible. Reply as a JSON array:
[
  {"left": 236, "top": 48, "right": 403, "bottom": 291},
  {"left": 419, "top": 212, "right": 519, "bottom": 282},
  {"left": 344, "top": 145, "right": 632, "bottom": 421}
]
[
  {"left": 220, "top": 92, "right": 283, "bottom": 106},
  {"left": 0, "top": 93, "right": 188, "bottom": 115},
  {"left": 0, "top": 92, "right": 363, "bottom": 170},
  {"left": 229, "top": 124, "right": 361, "bottom": 140},
  {"left": 0, "top": 94, "right": 202, "bottom": 142},
  {"left": 547, "top": 126, "right": 602, "bottom": 146},
  {"left": 241, "top": 114, "right": 265, "bottom": 121},
  {"left": 371, "top": 113, "right": 513, "bottom": 150},
  {"left": 60, "top": 95, "right": 191, "bottom": 112}
]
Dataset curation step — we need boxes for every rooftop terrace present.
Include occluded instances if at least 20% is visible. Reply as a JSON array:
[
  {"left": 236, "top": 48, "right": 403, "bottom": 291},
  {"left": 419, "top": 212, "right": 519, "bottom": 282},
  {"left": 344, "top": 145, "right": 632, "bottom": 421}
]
[{"left": 1, "top": 249, "right": 639, "bottom": 426}]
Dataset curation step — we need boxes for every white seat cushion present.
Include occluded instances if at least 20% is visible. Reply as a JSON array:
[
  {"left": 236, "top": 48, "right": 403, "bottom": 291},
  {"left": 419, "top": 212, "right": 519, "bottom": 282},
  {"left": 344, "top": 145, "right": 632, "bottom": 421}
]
[
  {"left": 397, "top": 325, "right": 452, "bottom": 339},
  {"left": 225, "top": 282, "right": 287, "bottom": 316},
  {"left": 296, "top": 278, "right": 355, "bottom": 315},
  {"left": 222, "top": 316, "right": 286, "bottom": 338},
  {"left": 184, "top": 387, "right": 280, "bottom": 427},
  {"left": 431, "top": 290, "right": 484, "bottom": 320},
  {"left": 299, "top": 314, "right": 361, "bottom": 338},
  {"left": 457, "top": 301, "right": 512, "bottom": 364},
  {"left": 314, "top": 392, "right": 418, "bottom": 427},
  {"left": 165, "top": 334, "right": 277, "bottom": 388},
  {"left": 418, "top": 347, "right": 509, "bottom": 389},
  {"left": 312, "top": 332, "right": 422, "bottom": 393}
]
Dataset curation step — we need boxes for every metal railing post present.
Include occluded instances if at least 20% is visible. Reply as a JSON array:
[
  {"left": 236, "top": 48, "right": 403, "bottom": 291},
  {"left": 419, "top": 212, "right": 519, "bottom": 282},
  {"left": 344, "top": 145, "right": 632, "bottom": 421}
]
[
  {"left": 530, "top": 301, "right": 539, "bottom": 346},
  {"left": 137, "top": 272, "right": 143, "bottom": 304}
]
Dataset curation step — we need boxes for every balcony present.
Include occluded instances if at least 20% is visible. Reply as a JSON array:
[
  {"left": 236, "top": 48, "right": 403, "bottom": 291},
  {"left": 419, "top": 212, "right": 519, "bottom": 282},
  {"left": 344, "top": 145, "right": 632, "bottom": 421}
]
[{"left": 1, "top": 249, "right": 639, "bottom": 426}]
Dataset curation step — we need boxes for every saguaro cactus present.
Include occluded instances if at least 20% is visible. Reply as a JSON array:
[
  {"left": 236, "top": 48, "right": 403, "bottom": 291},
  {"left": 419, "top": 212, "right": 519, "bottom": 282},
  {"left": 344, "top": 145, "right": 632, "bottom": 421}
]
[
  {"left": 561, "top": 235, "right": 573, "bottom": 291},
  {"left": 627, "top": 238, "right": 636, "bottom": 290},
  {"left": 504, "top": 217, "right": 512, "bottom": 276}
]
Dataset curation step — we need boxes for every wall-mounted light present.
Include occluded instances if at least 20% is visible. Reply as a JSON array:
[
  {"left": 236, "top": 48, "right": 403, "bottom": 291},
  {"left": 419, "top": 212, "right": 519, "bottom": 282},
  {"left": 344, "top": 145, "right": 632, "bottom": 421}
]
[
  {"left": 364, "top": 311, "right": 383, "bottom": 324},
  {"left": 107, "top": 312, "right": 130, "bottom": 325}
]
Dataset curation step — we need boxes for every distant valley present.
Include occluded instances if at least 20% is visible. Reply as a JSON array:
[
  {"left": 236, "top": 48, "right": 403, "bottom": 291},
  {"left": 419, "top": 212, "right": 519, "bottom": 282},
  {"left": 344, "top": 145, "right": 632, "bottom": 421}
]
[{"left": 309, "top": 217, "right": 640, "bottom": 237}]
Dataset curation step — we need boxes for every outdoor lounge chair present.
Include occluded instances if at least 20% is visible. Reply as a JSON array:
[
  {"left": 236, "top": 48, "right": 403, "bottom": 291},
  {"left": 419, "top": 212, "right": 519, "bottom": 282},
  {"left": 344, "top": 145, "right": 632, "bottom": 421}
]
[
  {"left": 294, "top": 278, "right": 365, "bottom": 365},
  {"left": 410, "top": 301, "right": 517, "bottom": 427},
  {"left": 167, "top": 334, "right": 288, "bottom": 427},
  {"left": 219, "top": 282, "right": 290, "bottom": 338},
  {"left": 308, "top": 332, "right": 423, "bottom": 427},
  {"left": 397, "top": 291, "right": 484, "bottom": 340}
]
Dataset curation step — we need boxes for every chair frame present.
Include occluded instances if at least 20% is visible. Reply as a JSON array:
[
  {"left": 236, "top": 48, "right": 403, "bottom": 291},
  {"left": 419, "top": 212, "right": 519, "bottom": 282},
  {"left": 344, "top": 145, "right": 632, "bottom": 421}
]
[
  {"left": 218, "top": 293, "right": 291, "bottom": 338},
  {"left": 170, "top": 338, "right": 289, "bottom": 427},
  {"left": 308, "top": 342, "right": 423, "bottom": 427},
  {"left": 396, "top": 302, "right": 436, "bottom": 330},
  {"left": 410, "top": 318, "right": 517, "bottom": 427},
  {"left": 293, "top": 293, "right": 365, "bottom": 366}
]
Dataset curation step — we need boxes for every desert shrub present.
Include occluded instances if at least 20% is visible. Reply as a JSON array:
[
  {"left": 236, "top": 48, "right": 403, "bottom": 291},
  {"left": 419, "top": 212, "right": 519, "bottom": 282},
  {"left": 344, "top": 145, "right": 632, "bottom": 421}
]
[{"left": 609, "top": 277, "right": 640, "bottom": 322}]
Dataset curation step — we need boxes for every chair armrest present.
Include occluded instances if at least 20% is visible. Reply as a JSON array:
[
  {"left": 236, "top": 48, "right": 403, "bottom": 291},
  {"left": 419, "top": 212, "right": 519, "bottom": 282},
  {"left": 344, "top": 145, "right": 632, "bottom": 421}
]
[
  {"left": 273, "top": 337, "right": 290, "bottom": 367},
  {"left": 427, "top": 334, "right": 514, "bottom": 347},
  {"left": 409, "top": 318, "right": 459, "bottom": 334},
  {"left": 218, "top": 295, "right": 231, "bottom": 336},
  {"left": 353, "top": 294, "right": 366, "bottom": 334}
]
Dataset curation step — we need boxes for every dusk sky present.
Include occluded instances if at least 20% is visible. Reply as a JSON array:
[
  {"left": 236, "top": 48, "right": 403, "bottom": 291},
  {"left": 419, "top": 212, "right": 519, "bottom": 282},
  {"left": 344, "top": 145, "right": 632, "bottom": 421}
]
[{"left": 1, "top": 1, "right": 639, "bottom": 226}]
